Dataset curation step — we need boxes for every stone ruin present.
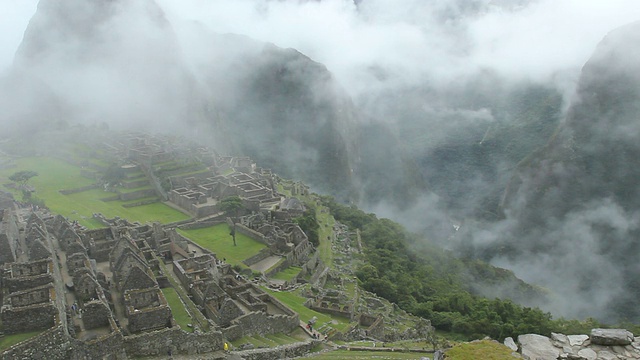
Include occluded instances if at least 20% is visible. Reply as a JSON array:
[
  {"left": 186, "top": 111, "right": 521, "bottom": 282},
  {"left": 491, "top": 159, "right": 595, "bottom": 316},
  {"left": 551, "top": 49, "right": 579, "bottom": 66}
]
[
  {"left": 0, "top": 196, "right": 312, "bottom": 359},
  {"left": 0, "top": 208, "right": 227, "bottom": 359},
  {"left": 0, "top": 134, "right": 437, "bottom": 358},
  {"left": 167, "top": 156, "right": 281, "bottom": 218},
  {"left": 170, "top": 245, "right": 300, "bottom": 341}
]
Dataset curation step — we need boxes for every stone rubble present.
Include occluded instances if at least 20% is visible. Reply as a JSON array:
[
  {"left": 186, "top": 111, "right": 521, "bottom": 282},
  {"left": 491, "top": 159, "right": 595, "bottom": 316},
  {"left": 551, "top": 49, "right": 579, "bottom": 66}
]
[{"left": 509, "top": 329, "right": 640, "bottom": 360}]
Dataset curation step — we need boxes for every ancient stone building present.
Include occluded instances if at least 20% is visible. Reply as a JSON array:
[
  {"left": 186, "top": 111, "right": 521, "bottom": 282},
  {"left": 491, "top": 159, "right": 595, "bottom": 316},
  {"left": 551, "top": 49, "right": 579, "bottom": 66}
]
[
  {"left": 3, "top": 259, "right": 54, "bottom": 294},
  {"left": 0, "top": 210, "right": 19, "bottom": 265},
  {"left": 1, "top": 284, "right": 58, "bottom": 334},
  {"left": 124, "top": 287, "right": 173, "bottom": 333}
]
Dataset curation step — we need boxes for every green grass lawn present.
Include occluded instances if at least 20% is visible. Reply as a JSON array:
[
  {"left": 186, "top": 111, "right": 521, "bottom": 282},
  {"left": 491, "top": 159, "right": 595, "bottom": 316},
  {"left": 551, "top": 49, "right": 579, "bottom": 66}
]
[
  {"left": 445, "top": 340, "right": 517, "bottom": 360},
  {"left": 231, "top": 330, "right": 307, "bottom": 349},
  {"left": 264, "top": 288, "right": 351, "bottom": 333},
  {"left": 0, "top": 157, "right": 190, "bottom": 228},
  {"left": 161, "top": 287, "right": 193, "bottom": 333},
  {"left": 315, "top": 206, "right": 335, "bottom": 267},
  {"left": 307, "top": 350, "right": 427, "bottom": 359},
  {"left": 178, "top": 224, "right": 266, "bottom": 266},
  {"left": 270, "top": 267, "right": 302, "bottom": 281},
  {"left": 0, "top": 330, "right": 43, "bottom": 351},
  {"left": 117, "top": 185, "right": 153, "bottom": 194}
]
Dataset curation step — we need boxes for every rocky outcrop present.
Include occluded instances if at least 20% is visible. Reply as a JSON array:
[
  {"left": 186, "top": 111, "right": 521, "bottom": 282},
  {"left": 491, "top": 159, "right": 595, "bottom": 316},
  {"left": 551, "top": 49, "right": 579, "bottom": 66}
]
[
  {"left": 518, "top": 334, "right": 561, "bottom": 360},
  {"left": 590, "top": 329, "right": 634, "bottom": 346},
  {"left": 510, "top": 329, "right": 640, "bottom": 360}
]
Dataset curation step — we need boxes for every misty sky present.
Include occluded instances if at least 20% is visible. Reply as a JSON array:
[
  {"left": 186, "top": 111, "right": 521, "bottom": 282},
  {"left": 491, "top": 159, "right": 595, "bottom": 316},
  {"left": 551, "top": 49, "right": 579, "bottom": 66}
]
[{"left": 2, "top": 0, "right": 640, "bottom": 96}]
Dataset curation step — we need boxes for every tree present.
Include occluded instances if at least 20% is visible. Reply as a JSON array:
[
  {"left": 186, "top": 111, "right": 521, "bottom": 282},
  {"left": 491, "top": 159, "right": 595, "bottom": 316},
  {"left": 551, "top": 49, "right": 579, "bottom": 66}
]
[
  {"left": 219, "top": 195, "right": 244, "bottom": 246},
  {"left": 294, "top": 208, "right": 320, "bottom": 247},
  {"left": 9, "top": 170, "right": 38, "bottom": 201},
  {"left": 9, "top": 170, "right": 38, "bottom": 188}
]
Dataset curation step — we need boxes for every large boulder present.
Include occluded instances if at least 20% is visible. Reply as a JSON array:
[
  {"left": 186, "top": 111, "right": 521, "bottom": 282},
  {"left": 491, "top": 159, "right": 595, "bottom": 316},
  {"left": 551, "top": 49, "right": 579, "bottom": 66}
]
[
  {"left": 518, "top": 334, "right": 561, "bottom": 360},
  {"left": 504, "top": 337, "right": 518, "bottom": 352},
  {"left": 567, "top": 335, "right": 589, "bottom": 347},
  {"left": 590, "top": 328, "right": 634, "bottom": 346}
]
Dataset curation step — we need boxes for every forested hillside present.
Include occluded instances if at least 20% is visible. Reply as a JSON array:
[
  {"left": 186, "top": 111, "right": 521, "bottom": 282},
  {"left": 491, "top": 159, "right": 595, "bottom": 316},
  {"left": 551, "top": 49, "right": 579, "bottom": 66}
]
[{"left": 319, "top": 196, "right": 640, "bottom": 340}]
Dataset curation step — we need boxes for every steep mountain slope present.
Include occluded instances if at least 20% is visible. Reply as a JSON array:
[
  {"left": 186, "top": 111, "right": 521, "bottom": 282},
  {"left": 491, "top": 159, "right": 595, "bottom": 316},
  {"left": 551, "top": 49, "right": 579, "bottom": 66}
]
[
  {"left": 8, "top": 0, "right": 205, "bottom": 133},
  {"left": 1, "top": 0, "right": 358, "bottom": 198},
  {"left": 183, "top": 32, "right": 359, "bottom": 197},
  {"left": 491, "top": 21, "right": 640, "bottom": 321}
]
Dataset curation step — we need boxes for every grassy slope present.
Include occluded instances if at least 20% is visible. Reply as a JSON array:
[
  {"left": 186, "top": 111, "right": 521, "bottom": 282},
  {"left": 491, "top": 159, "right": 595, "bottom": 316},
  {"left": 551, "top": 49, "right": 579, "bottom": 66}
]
[
  {"left": 264, "top": 288, "right": 351, "bottom": 333},
  {"left": 0, "top": 157, "right": 190, "bottom": 228},
  {"left": 177, "top": 224, "right": 266, "bottom": 266},
  {"left": 161, "top": 287, "right": 193, "bottom": 333},
  {"left": 308, "top": 350, "right": 427, "bottom": 359},
  {"left": 445, "top": 340, "right": 517, "bottom": 360},
  {"left": 271, "top": 266, "right": 301, "bottom": 281},
  {"left": 0, "top": 331, "right": 43, "bottom": 351}
]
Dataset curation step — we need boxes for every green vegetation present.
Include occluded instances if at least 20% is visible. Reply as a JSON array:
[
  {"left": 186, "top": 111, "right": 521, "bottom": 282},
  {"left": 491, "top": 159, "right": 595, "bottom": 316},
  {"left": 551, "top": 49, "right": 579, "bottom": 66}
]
[
  {"left": 295, "top": 194, "right": 334, "bottom": 266},
  {"left": 319, "top": 195, "right": 564, "bottom": 341},
  {"left": 231, "top": 331, "right": 305, "bottom": 349},
  {"left": 0, "top": 330, "right": 43, "bottom": 350},
  {"left": 177, "top": 224, "right": 266, "bottom": 266},
  {"left": 307, "top": 350, "right": 427, "bottom": 359},
  {"left": 161, "top": 287, "right": 193, "bottom": 332},
  {"left": 265, "top": 288, "right": 351, "bottom": 332},
  {"left": 445, "top": 340, "right": 516, "bottom": 360},
  {"left": 0, "top": 157, "right": 190, "bottom": 228},
  {"left": 294, "top": 207, "right": 320, "bottom": 247},
  {"left": 270, "top": 267, "right": 301, "bottom": 282},
  {"left": 8, "top": 170, "right": 38, "bottom": 188},
  {"left": 219, "top": 195, "right": 244, "bottom": 246}
]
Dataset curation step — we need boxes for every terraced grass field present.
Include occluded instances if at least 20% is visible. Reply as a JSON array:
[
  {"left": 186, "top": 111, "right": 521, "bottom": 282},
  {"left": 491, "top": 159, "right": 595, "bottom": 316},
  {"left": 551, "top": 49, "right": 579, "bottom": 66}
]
[
  {"left": 0, "top": 157, "right": 190, "bottom": 228},
  {"left": 307, "top": 350, "right": 427, "bottom": 359},
  {"left": 265, "top": 288, "right": 351, "bottom": 333},
  {"left": 444, "top": 340, "right": 517, "bottom": 360},
  {"left": 270, "top": 266, "right": 302, "bottom": 282}
]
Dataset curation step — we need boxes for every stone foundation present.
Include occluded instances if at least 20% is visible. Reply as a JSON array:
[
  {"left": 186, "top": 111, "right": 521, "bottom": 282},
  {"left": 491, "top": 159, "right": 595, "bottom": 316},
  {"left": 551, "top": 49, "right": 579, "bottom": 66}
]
[{"left": 123, "top": 326, "right": 224, "bottom": 357}]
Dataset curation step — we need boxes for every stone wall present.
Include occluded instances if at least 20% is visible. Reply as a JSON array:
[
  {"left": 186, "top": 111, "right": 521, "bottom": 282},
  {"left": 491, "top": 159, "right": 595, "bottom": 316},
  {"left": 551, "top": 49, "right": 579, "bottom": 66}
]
[
  {"left": 127, "top": 305, "right": 172, "bottom": 333},
  {"left": 243, "top": 248, "right": 272, "bottom": 267},
  {"left": 1, "top": 303, "right": 58, "bottom": 334},
  {"left": 233, "top": 339, "right": 322, "bottom": 360},
  {"left": 123, "top": 326, "right": 224, "bottom": 357},
  {"left": 82, "top": 300, "right": 111, "bottom": 330},
  {"left": 307, "top": 303, "right": 351, "bottom": 319},
  {"left": 178, "top": 219, "right": 225, "bottom": 230},
  {"left": 1, "top": 325, "right": 71, "bottom": 360},
  {"left": 6, "top": 285, "right": 52, "bottom": 307},
  {"left": 58, "top": 184, "right": 100, "bottom": 195},
  {"left": 235, "top": 223, "right": 269, "bottom": 245},
  {"left": 117, "top": 188, "right": 157, "bottom": 201},
  {"left": 71, "top": 329, "right": 126, "bottom": 360},
  {"left": 0, "top": 212, "right": 19, "bottom": 265},
  {"left": 122, "top": 198, "right": 159, "bottom": 208},
  {"left": 228, "top": 311, "right": 299, "bottom": 341},
  {"left": 121, "top": 178, "right": 149, "bottom": 189},
  {"left": 364, "top": 316, "right": 385, "bottom": 340},
  {"left": 265, "top": 258, "right": 291, "bottom": 277}
]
